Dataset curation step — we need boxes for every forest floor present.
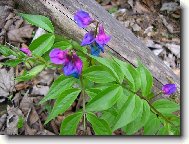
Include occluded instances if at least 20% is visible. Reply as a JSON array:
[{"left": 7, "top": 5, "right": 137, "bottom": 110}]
[{"left": 0, "top": 0, "right": 180, "bottom": 135}]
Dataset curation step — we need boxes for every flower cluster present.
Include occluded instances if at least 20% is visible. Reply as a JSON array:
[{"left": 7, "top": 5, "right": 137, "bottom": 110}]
[
  {"left": 49, "top": 48, "right": 83, "bottom": 78},
  {"left": 74, "top": 10, "right": 111, "bottom": 56}
]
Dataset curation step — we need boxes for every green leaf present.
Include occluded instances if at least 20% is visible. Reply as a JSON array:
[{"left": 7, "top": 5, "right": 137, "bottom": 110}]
[
  {"left": 4, "top": 59, "right": 23, "bottom": 67},
  {"left": 123, "top": 100, "right": 150, "bottom": 135},
  {"left": 85, "top": 88, "right": 101, "bottom": 99},
  {"left": 87, "top": 112, "right": 112, "bottom": 135},
  {"left": 83, "top": 65, "right": 116, "bottom": 83},
  {"left": 60, "top": 112, "right": 82, "bottom": 135},
  {"left": 144, "top": 113, "right": 161, "bottom": 135},
  {"left": 71, "top": 40, "right": 87, "bottom": 54},
  {"left": 0, "top": 45, "right": 18, "bottom": 57},
  {"left": 100, "top": 108, "right": 118, "bottom": 128},
  {"left": 113, "top": 57, "right": 141, "bottom": 92},
  {"left": 152, "top": 99, "right": 180, "bottom": 114},
  {"left": 113, "top": 95, "right": 143, "bottom": 131},
  {"left": 137, "top": 62, "right": 153, "bottom": 97},
  {"left": 86, "top": 85, "right": 123, "bottom": 112},
  {"left": 16, "top": 64, "right": 45, "bottom": 82},
  {"left": 39, "top": 75, "right": 76, "bottom": 104},
  {"left": 29, "top": 33, "right": 55, "bottom": 56},
  {"left": 17, "top": 116, "right": 24, "bottom": 129},
  {"left": 90, "top": 56, "right": 120, "bottom": 83},
  {"left": 157, "top": 126, "right": 169, "bottom": 135},
  {"left": 53, "top": 40, "right": 72, "bottom": 50},
  {"left": 45, "top": 88, "right": 81, "bottom": 124},
  {"left": 19, "top": 13, "right": 54, "bottom": 33},
  {"left": 116, "top": 88, "right": 130, "bottom": 110}
]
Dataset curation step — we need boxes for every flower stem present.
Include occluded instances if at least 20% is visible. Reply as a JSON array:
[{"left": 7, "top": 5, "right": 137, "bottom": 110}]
[
  {"left": 94, "top": 21, "right": 99, "bottom": 36},
  {"left": 123, "top": 86, "right": 177, "bottom": 127},
  {"left": 80, "top": 75, "right": 86, "bottom": 135},
  {"left": 139, "top": 95, "right": 177, "bottom": 127}
]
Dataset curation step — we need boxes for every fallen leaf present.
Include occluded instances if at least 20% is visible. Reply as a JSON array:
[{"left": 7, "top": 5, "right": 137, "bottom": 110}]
[
  {"left": 6, "top": 106, "right": 24, "bottom": 135},
  {"left": 31, "top": 85, "right": 49, "bottom": 96},
  {"left": 0, "top": 114, "right": 7, "bottom": 130},
  {"left": 160, "top": 2, "right": 179, "bottom": 12},
  {"left": 0, "top": 68, "right": 15, "bottom": 103},
  {"left": 7, "top": 25, "right": 34, "bottom": 43}
]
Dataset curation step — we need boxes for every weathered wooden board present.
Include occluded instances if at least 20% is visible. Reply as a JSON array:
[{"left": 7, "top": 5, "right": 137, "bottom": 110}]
[{"left": 12, "top": 0, "right": 180, "bottom": 95}]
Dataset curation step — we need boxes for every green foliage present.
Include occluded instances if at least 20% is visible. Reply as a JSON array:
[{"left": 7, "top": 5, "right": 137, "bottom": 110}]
[
  {"left": 87, "top": 112, "right": 112, "bottom": 135},
  {"left": 17, "top": 116, "right": 24, "bottom": 129},
  {"left": 0, "top": 13, "right": 180, "bottom": 135},
  {"left": 100, "top": 108, "right": 118, "bottom": 128},
  {"left": 0, "top": 45, "right": 19, "bottom": 57},
  {"left": 123, "top": 100, "right": 150, "bottom": 135},
  {"left": 113, "top": 94, "right": 143, "bottom": 131},
  {"left": 90, "top": 55, "right": 122, "bottom": 83},
  {"left": 45, "top": 88, "right": 81, "bottom": 124},
  {"left": 60, "top": 112, "right": 83, "bottom": 135},
  {"left": 83, "top": 65, "right": 116, "bottom": 83},
  {"left": 39, "top": 75, "right": 76, "bottom": 104},
  {"left": 86, "top": 85, "right": 123, "bottom": 112},
  {"left": 113, "top": 57, "right": 141, "bottom": 92},
  {"left": 4, "top": 59, "right": 23, "bottom": 67},
  {"left": 53, "top": 40, "right": 72, "bottom": 50},
  {"left": 29, "top": 33, "right": 55, "bottom": 56},
  {"left": 137, "top": 61, "right": 153, "bottom": 97},
  {"left": 144, "top": 113, "right": 161, "bottom": 135},
  {"left": 152, "top": 99, "right": 179, "bottom": 114},
  {"left": 16, "top": 64, "right": 45, "bottom": 82},
  {"left": 19, "top": 13, "right": 54, "bottom": 33}
]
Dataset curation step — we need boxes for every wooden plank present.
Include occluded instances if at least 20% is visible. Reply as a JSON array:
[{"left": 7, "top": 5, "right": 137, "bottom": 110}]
[{"left": 13, "top": 0, "right": 180, "bottom": 95}]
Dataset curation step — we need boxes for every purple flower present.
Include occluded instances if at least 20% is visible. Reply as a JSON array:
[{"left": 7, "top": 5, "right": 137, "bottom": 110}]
[
  {"left": 90, "top": 42, "right": 104, "bottom": 56},
  {"left": 49, "top": 48, "right": 69, "bottom": 65},
  {"left": 95, "top": 24, "right": 111, "bottom": 45},
  {"left": 81, "top": 31, "right": 95, "bottom": 46},
  {"left": 63, "top": 52, "right": 83, "bottom": 78},
  {"left": 20, "top": 47, "right": 32, "bottom": 57},
  {"left": 162, "top": 84, "right": 177, "bottom": 95},
  {"left": 74, "top": 10, "right": 93, "bottom": 28}
]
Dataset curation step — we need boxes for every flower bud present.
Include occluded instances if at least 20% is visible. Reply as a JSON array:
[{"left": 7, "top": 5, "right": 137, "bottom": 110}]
[
  {"left": 162, "top": 84, "right": 177, "bottom": 95},
  {"left": 74, "top": 10, "right": 93, "bottom": 28}
]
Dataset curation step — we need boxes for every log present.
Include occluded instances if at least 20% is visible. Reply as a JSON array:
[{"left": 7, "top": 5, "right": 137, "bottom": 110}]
[{"left": 12, "top": 0, "right": 180, "bottom": 95}]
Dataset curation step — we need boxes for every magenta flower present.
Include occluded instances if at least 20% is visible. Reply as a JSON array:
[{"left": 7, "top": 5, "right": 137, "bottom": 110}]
[
  {"left": 95, "top": 24, "right": 111, "bottom": 46},
  {"left": 20, "top": 47, "right": 32, "bottom": 57},
  {"left": 81, "top": 31, "right": 95, "bottom": 46},
  {"left": 49, "top": 49, "right": 83, "bottom": 78},
  {"left": 49, "top": 48, "right": 69, "bottom": 65},
  {"left": 74, "top": 10, "right": 93, "bottom": 28},
  {"left": 162, "top": 84, "right": 177, "bottom": 95},
  {"left": 63, "top": 52, "right": 83, "bottom": 78}
]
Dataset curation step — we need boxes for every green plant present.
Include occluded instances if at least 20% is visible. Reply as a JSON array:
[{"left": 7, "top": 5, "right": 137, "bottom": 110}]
[{"left": 0, "top": 12, "right": 180, "bottom": 135}]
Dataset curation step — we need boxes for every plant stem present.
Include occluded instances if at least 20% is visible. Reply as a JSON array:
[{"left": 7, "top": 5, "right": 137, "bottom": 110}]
[
  {"left": 124, "top": 87, "right": 177, "bottom": 127},
  {"left": 139, "top": 95, "right": 177, "bottom": 127},
  {"left": 94, "top": 21, "right": 99, "bottom": 36},
  {"left": 80, "top": 75, "right": 86, "bottom": 135}
]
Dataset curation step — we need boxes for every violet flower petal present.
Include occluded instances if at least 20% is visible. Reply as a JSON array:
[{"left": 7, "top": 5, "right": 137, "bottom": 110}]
[
  {"left": 95, "top": 24, "right": 111, "bottom": 45},
  {"left": 49, "top": 48, "right": 68, "bottom": 65},
  {"left": 63, "top": 62, "right": 78, "bottom": 77},
  {"left": 74, "top": 10, "right": 93, "bottom": 28},
  {"left": 162, "top": 84, "right": 177, "bottom": 95},
  {"left": 20, "top": 47, "right": 32, "bottom": 57},
  {"left": 81, "top": 31, "right": 95, "bottom": 46}
]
